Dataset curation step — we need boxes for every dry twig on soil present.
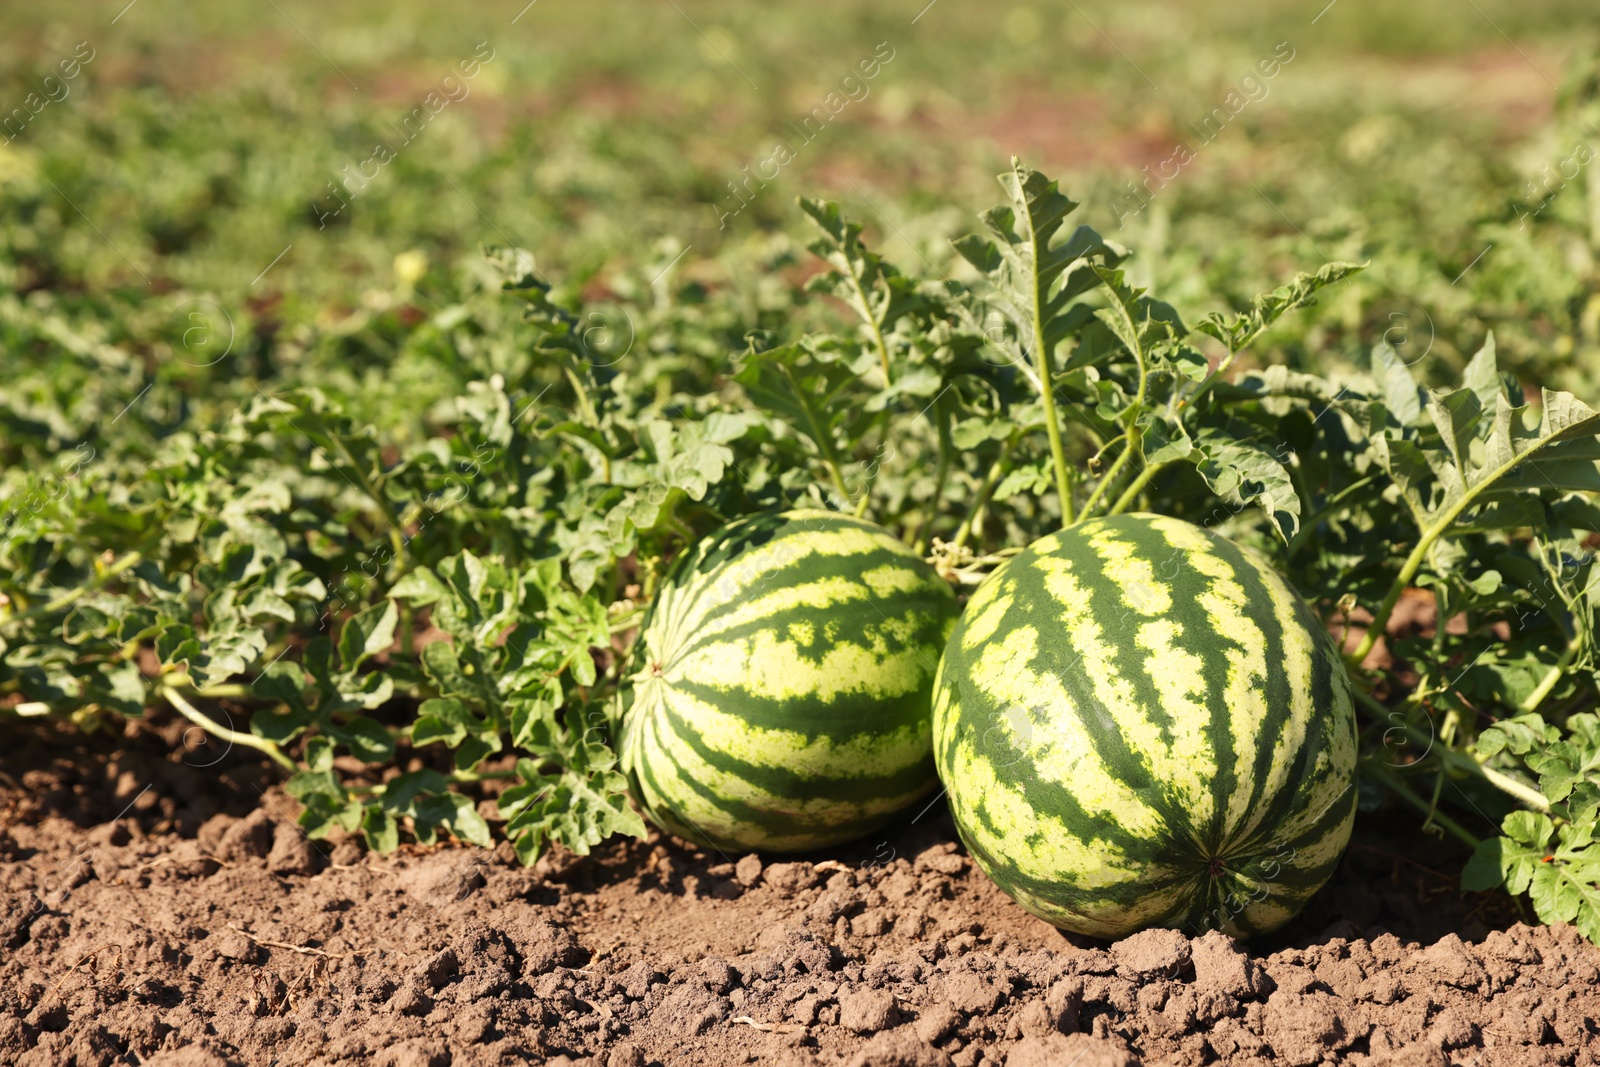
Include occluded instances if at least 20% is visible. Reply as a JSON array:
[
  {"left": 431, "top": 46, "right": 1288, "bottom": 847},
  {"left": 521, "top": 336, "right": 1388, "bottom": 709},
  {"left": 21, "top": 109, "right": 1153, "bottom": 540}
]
[{"left": 226, "top": 922, "right": 349, "bottom": 959}]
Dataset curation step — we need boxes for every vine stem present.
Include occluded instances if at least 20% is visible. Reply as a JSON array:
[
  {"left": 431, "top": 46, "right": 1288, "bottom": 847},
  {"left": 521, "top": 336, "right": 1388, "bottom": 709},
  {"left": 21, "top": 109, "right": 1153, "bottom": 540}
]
[
  {"left": 1022, "top": 209, "right": 1074, "bottom": 526},
  {"left": 2, "top": 550, "right": 144, "bottom": 626},
  {"left": 1181, "top": 346, "right": 1246, "bottom": 413},
  {"left": 911, "top": 401, "right": 955, "bottom": 552},
  {"left": 1521, "top": 644, "right": 1578, "bottom": 712},
  {"left": 1351, "top": 688, "right": 1550, "bottom": 813},
  {"left": 449, "top": 768, "right": 520, "bottom": 784},
  {"left": 161, "top": 687, "right": 296, "bottom": 772},
  {"left": 164, "top": 675, "right": 252, "bottom": 699},
  {"left": 1361, "top": 760, "right": 1483, "bottom": 850},
  {"left": 845, "top": 266, "right": 893, "bottom": 387},
  {"left": 1077, "top": 437, "right": 1136, "bottom": 521},
  {"left": 1075, "top": 290, "right": 1149, "bottom": 525},
  {"left": 323, "top": 430, "right": 407, "bottom": 562},
  {"left": 1350, "top": 431, "right": 1591, "bottom": 667},
  {"left": 1107, "top": 457, "right": 1170, "bottom": 517},
  {"left": 607, "top": 609, "right": 645, "bottom": 635},
  {"left": 778, "top": 364, "right": 853, "bottom": 505},
  {"left": 952, "top": 435, "right": 1017, "bottom": 552}
]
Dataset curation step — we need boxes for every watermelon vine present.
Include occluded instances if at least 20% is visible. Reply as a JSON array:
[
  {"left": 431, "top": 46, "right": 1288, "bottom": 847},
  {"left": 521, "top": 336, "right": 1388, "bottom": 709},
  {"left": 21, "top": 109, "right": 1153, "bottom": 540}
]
[{"left": 5, "top": 161, "right": 1600, "bottom": 942}]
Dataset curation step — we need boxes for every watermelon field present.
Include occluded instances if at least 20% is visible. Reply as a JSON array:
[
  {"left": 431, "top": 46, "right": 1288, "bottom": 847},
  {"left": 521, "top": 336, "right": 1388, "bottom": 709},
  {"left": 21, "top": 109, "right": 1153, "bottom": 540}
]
[{"left": 5, "top": 0, "right": 1600, "bottom": 1063}]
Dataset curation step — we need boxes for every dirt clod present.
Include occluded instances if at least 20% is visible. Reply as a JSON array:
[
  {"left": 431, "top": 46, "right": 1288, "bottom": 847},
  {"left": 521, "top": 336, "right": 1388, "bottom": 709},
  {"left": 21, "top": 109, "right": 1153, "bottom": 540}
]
[
  {"left": 142, "top": 1050, "right": 240, "bottom": 1067},
  {"left": 1005, "top": 1032, "right": 1140, "bottom": 1067},
  {"left": 841, "top": 988, "right": 901, "bottom": 1033},
  {"left": 266, "top": 822, "right": 320, "bottom": 877},
  {"left": 1112, "top": 927, "right": 1190, "bottom": 978},
  {"left": 847, "top": 1030, "right": 956, "bottom": 1067},
  {"left": 216, "top": 810, "right": 274, "bottom": 862}
]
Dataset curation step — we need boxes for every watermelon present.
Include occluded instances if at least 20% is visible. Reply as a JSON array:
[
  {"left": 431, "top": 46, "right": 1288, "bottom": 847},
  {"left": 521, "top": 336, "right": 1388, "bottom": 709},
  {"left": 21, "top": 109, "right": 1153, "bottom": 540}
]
[
  {"left": 932, "top": 512, "right": 1357, "bottom": 939},
  {"left": 619, "top": 509, "right": 959, "bottom": 852}
]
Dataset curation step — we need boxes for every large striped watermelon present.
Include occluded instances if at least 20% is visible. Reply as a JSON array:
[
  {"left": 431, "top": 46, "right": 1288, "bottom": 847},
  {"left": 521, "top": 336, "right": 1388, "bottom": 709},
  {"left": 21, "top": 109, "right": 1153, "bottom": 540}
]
[
  {"left": 618, "top": 509, "right": 958, "bottom": 852},
  {"left": 932, "top": 513, "right": 1357, "bottom": 939}
]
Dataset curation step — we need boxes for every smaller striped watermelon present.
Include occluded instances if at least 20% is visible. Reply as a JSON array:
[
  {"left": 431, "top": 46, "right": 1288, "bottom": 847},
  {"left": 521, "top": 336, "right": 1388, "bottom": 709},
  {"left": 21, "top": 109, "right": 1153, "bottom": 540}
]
[
  {"left": 933, "top": 513, "right": 1357, "bottom": 939},
  {"left": 618, "top": 509, "right": 958, "bottom": 852}
]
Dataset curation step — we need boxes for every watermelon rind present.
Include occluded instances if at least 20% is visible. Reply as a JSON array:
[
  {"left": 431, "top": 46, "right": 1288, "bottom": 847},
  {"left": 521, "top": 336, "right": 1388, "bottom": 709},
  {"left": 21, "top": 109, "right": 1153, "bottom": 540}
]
[
  {"left": 932, "top": 512, "right": 1358, "bottom": 939},
  {"left": 620, "top": 508, "right": 959, "bottom": 853}
]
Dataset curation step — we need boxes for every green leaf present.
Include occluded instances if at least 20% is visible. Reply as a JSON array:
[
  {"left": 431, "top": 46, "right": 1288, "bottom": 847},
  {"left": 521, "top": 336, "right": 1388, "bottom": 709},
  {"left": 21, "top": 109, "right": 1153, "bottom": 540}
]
[
  {"left": 500, "top": 757, "right": 646, "bottom": 864},
  {"left": 798, "top": 196, "right": 924, "bottom": 375},
  {"left": 362, "top": 806, "right": 400, "bottom": 853},
  {"left": 304, "top": 736, "right": 336, "bottom": 773},
  {"left": 411, "top": 696, "right": 469, "bottom": 747},
  {"left": 89, "top": 660, "right": 146, "bottom": 715},
  {"left": 339, "top": 600, "right": 397, "bottom": 669},
  {"left": 1461, "top": 838, "right": 1510, "bottom": 891},
  {"left": 1476, "top": 391, "right": 1600, "bottom": 498},
  {"left": 1372, "top": 343, "right": 1424, "bottom": 427},
  {"left": 443, "top": 793, "right": 493, "bottom": 848},
  {"left": 1477, "top": 713, "right": 1559, "bottom": 759},
  {"left": 1462, "top": 332, "right": 1512, "bottom": 414},
  {"left": 500, "top": 706, "right": 645, "bottom": 863},
  {"left": 734, "top": 341, "right": 864, "bottom": 480},
  {"left": 378, "top": 769, "right": 452, "bottom": 812},
  {"left": 952, "top": 160, "right": 1126, "bottom": 378},
  {"left": 994, "top": 463, "right": 1053, "bottom": 501},
  {"left": 421, "top": 641, "right": 498, "bottom": 709},
  {"left": 1498, "top": 811, "right": 1557, "bottom": 895},
  {"left": 1193, "top": 428, "right": 1301, "bottom": 542},
  {"left": 484, "top": 244, "right": 542, "bottom": 290},
  {"left": 1525, "top": 821, "right": 1600, "bottom": 943},
  {"left": 1194, "top": 261, "right": 1364, "bottom": 353},
  {"left": 390, "top": 567, "right": 448, "bottom": 606},
  {"left": 252, "top": 703, "right": 316, "bottom": 745},
  {"left": 1427, "top": 388, "right": 1482, "bottom": 475},
  {"left": 1141, "top": 419, "right": 1195, "bottom": 467},
  {"left": 325, "top": 716, "right": 396, "bottom": 764},
  {"left": 411, "top": 696, "right": 499, "bottom": 763}
]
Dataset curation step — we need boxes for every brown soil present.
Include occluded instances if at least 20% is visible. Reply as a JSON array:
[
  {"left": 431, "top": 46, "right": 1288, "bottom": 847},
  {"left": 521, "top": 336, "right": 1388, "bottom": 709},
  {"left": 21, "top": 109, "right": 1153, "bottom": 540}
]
[{"left": 3, "top": 716, "right": 1598, "bottom": 1067}]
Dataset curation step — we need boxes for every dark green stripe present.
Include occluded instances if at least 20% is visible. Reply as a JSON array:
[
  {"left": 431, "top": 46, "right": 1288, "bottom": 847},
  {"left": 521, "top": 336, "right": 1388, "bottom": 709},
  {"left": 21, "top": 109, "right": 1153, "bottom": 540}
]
[
  {"left": 961, "top": 818, "right": 1198, "bottom": 915},
  {"left": 668, "top": 645, "right": 938, "bottom": 741},
  {"left": 957, "top": 701, "right": 1173, "bottom": 874},
  {"left": 677, "top": 547, "right": 925, "bottom": 638},
  {"left": 665, "top": 510, "right": 921, "bottom": 614},
  {"left": 655, "top": 695, "right": 936, "bottom": 802},
  {"left": 1073, "top": 517, "right": 1247, "bottom": 855},
  {"left": 1003, "top": 526, "right": 1187, "bottom": 830},
  {"left": 638, "top": 700, "right": 781, "bottom": 847},
  {"left": 645, "top": 720, "right": 919, "bottom": 850},
  {"left": 668, "top": 573, "right": 952, "bottom": 673},
  {"left": 1251, "top": 780, "right": 1356, "bottom": 874},
  {"left": 1194, "top": 529, "right": 1301, "bottom": 849}
]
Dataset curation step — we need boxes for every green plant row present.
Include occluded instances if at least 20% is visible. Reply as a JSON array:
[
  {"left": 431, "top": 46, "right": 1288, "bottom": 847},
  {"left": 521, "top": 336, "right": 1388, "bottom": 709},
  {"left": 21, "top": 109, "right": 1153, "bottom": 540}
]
[{"left": 5, "top": 161, "right": 1600, "bottom": 940}]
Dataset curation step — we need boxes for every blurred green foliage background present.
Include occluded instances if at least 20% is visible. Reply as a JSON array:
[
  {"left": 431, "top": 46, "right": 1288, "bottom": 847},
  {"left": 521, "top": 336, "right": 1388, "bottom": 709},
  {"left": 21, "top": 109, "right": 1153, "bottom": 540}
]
[{"left": 1, "top": 0, "right": 1597, "bottom": 454}]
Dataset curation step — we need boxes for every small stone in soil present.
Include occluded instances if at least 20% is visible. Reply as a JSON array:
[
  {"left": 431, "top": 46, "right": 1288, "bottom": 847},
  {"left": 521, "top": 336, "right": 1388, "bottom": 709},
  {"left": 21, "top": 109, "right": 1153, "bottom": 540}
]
[{"left": 735, "top": 854, "right": 763, "bottom": 886}]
